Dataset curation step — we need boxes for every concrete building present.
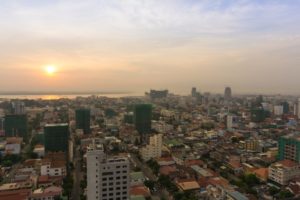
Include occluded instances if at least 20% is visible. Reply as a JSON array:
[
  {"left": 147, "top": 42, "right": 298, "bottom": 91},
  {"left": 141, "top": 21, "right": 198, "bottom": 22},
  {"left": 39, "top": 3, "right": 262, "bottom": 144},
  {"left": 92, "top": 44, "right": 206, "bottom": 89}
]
[
  {"left": 224, "top": 87, "right": 232, "bottom": 100},
  {"left": 269, "top": 160, "right": 300, "bottom": 185},
  {"left": 41, "top": 153, "right": 67, "bottom": 177},
  {"left": 11, "top": 101, "right": 25, "bottom": 115},
  {"left": 4, "top": 114, "right": 27, "bottom": 138},
  {"left": 5, "top": 137, "right": 23, "bottom": 155},
  {"left": 75, "top": 108, "right": 91, "bottom": 134},
  {"left": 87, "top": 143, "right": 130, "bottom": 200},
  {"left": 278, "top": 133, "right": 300, "bottom": 163},
  {"left": 140, "top": 134, "right": 162, "bottom": 161},
  {"left": 134, "top": 104, "right": 152, "bottom": 135},
  {"left": 274, "top": 105, "right": 284, "bottom": 116},
  {"left": 44, "top": 123, "right": 69, "bottom": 153}
]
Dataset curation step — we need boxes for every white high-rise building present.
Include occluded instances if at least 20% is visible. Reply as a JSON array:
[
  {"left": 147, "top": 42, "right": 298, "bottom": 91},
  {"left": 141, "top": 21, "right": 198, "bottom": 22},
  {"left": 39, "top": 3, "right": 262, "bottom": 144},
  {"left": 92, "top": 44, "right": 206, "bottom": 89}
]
[
  {"left": 87, "top": 144, "right": 130, "bottom": 200},
  {"left": 274, "top": 105, "right": 284, "bottom": 116},
  {"left": 140, "top": 134, "right": 162, "bottom": 161},
  {"left": 11, "top": 101, "right": 25, "bottom": 114}
]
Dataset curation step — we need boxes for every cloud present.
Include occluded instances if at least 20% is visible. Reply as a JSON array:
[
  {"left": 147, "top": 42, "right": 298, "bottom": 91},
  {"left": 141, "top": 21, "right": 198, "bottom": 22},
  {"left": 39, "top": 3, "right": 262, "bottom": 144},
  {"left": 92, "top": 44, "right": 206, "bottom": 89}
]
[{"left": 0, "top": 0, "right": 299, "bottom": 94}]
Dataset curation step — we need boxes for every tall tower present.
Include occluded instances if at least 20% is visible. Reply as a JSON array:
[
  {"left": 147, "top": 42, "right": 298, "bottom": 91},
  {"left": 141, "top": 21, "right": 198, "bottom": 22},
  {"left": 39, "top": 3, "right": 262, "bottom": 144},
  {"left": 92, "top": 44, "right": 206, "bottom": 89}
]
[
  {"left": 4, "top": 114, "right": 27, "bottom": 138},
  {"left": 224, "top": 87, "right": 232, "bottom": 100},
  {"left": 191, "top": 87, "right": 197, "bottom": 97},
  {"left": 76, "top": 109, "right": 91, "bottom": 134},
  {"left": 44, "top": 123, "right": 69, "bottom": 152},
  {"left": 134, "top": 104, "right": 152, "bottom": 135},
  {"left": 87, "top": 143, "right": 130, "bottom": 200}
]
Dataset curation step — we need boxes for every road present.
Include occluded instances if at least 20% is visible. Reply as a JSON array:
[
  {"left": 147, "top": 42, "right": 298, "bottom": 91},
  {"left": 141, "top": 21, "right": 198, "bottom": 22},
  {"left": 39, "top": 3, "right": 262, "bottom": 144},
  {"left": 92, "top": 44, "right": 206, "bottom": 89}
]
[
  {"left": 130, "top": 153, "right": 157, "bottom": 181},
  {"left": 72, "top": 147, "right": 83, "bottom": 200}
]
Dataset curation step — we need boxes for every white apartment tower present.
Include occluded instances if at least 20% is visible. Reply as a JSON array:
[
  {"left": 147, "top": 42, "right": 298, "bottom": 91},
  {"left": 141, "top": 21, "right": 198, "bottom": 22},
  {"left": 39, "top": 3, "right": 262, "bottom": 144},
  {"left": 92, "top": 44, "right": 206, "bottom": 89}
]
[
  {"left": 87, "top": 144, "right": 130, "bottom": 200},
  {"left": 140, "top": 134, "right": 163, "bottom": 161}
]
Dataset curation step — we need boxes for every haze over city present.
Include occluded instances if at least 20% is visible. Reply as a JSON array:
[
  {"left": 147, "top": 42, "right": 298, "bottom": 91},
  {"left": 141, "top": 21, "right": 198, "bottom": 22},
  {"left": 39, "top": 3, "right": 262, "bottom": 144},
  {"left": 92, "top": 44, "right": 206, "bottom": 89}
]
[{"left": 1, "top": 0, "right": 300, "bottom": 94}]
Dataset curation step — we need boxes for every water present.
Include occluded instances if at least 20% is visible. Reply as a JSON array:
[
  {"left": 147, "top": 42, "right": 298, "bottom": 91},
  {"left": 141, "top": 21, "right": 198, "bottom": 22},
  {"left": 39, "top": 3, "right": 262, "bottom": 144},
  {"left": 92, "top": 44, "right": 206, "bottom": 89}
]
[{"left": 0, "top": 92, "right": 143, "bottom": 100}]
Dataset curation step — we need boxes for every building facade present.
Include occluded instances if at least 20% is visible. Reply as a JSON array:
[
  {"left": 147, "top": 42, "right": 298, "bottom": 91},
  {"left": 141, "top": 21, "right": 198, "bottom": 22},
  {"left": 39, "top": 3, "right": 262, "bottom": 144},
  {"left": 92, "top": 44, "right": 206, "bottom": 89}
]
[
  {"left": 269, "top": 160, "right": 300, "bottom": 185},
  {"left": 134, "top": 104, "right": 152, "bottom": 135},
  {"left": 278, "top": 133, "right": 300, "bottom": 163},
  {"left": 44, "top": 124, "right": 69, "bottom": 153},
  {"left": 4, "top": 114, "right": 27, "bottom": 138},
  {"left": 75, "top": 109, "right": 91, "bottom": 134},
  {"left": 140, "top": 134, "right": 162, "bottom": 161},
  {"left": 87, "top": 144, "right": 130, "bottom": 200}
]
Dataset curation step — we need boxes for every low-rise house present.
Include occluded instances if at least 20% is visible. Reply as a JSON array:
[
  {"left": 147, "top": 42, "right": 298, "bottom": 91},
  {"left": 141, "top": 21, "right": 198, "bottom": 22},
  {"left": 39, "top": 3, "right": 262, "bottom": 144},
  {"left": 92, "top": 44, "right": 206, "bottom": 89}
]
[
  {"left": 41, "top": 152, "right": 67, "bottom": 177},
  {"left": 29, "top": 186, "right": 62, "bottom": 200},
  {"left": 33, "top": 145, "right": 45, "bottom": 158},
  {"left": 253, "top": 168, "right": 268, "bottom": 182},
  {"left": 5, "top": 137, "right": 22, "bottom": 155},
  {"left": 176, "top": 179, "right": 200, "bottom": 192}
]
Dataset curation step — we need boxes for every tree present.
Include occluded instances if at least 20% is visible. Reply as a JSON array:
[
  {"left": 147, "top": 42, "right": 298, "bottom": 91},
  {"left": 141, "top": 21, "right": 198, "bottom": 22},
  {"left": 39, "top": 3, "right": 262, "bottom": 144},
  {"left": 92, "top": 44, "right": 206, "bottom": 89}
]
[
  {"left": 144, "top": 180, "right": 155, "bottom": 191},
  {"left": 269, "top": 186, "right": 280, "bottom": 196},
  {"left": 63, "top": 175, "right": 74, "bottom": 197},
  {"left": 278, "top": 190, "right": 294, "bottom": 199}
]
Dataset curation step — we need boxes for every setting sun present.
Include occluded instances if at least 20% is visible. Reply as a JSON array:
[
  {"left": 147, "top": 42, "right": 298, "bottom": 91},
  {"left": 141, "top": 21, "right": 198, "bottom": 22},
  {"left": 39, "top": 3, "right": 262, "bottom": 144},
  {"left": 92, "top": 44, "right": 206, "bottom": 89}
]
[{"left": 45, "top": 66, "right": 57, "bottom": 76}]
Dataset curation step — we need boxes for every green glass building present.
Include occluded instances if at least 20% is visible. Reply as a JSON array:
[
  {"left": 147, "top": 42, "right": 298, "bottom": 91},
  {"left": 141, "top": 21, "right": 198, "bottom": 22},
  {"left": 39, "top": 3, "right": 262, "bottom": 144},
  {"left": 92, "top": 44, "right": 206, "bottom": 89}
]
[
  {"left": 44, "top": 123, "right": 69, "bottom": 152},
  {"left": 278, "top": 133, "right": 300, "bottom": 163},
  {"left": 75, "top": 109, "right": 91, "bottom": 134},
  {"left": 4, "top": 114, "right": 27, "bottom": 138},
  {"left": 134, "top": 104, "right": 152, "bottom": 134}
]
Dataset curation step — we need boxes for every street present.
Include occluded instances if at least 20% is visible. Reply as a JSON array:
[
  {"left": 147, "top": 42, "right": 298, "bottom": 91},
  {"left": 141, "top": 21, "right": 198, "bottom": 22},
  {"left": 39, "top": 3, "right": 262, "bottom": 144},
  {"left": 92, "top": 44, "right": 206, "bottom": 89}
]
[{"left": 72, "top": 147, "right": 83, "bottom": 200}]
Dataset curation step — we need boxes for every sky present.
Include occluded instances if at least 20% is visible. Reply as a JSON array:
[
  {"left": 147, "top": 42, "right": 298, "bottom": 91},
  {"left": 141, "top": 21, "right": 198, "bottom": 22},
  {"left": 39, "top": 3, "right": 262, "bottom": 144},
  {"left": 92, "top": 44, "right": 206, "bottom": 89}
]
[{"left": 0, "top": 0, "right": 300, "bottom": 95}]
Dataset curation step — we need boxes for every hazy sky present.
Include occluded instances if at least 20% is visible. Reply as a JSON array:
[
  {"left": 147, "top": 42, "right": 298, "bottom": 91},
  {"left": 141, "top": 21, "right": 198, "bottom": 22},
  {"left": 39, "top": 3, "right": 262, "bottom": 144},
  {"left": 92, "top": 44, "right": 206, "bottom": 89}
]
[{"left": 0, "top": 0, "right": 300, "bottom": 94}]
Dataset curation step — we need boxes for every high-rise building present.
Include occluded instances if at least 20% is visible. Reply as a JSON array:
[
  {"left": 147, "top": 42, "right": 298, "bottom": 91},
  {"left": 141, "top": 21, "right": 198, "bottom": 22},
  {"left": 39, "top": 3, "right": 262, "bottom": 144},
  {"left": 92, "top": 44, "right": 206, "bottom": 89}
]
[
  {"left": 278, "top": 133, "right": 300, "bottom": 163},
  {"left": 44, "top": 123, "right": 69, "bottom": 153},
  {"left": 297, "top": 98, "right": 300, "bottom": 119},
  {"left": 134, "top": 104, "right": 152, "bottom": 134},
  {"left": 281, "top": 101, "right": 289, "bottom": 114},
  {"left": 4, "top": 114, "right": 27, "bottom": 138},
  {"left": 140, "top": 134, "right": 163, "bottom": 161},
  {"left": 224, "top": 87, "right": 232, "bottom": 100},
  {"left": 11, "top": 101, "right": 25, "bottom": 115},
  {"left": 75, "top": 109, "right": 91, "bottom": 134},
  {"left": 191, "top": 87, "right": 197, "bottom": 97},
  {"left": 149, "top": 90, "right": 168, "bottom": 99},
  {"left": 274, "top": 105, "right": 284, "bottom": 116},
  {"left": 87, "top": 143, "right": 130, "bottom": 200}
]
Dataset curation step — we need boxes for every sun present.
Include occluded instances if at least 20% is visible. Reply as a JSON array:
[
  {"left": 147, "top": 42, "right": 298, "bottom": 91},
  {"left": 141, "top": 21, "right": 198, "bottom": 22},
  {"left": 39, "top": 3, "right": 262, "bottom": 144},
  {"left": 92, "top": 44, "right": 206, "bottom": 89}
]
[{"left": 45, "top": 65, "right": 57, "bottom": 75}]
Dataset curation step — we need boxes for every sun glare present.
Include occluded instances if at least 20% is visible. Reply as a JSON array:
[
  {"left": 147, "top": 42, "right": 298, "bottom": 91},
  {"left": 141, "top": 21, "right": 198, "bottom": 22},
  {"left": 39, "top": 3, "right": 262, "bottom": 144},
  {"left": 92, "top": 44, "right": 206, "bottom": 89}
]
[{"left": 45, "top": 66, "right": 56, "bottom": 75}]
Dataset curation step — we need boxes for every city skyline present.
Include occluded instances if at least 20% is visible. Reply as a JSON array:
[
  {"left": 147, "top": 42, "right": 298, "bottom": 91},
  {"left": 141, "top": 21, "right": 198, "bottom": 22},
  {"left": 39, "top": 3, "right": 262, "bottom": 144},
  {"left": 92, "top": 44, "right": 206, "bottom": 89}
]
[{"left": 1, "top": 0, "right": 300, "bottom": 94}]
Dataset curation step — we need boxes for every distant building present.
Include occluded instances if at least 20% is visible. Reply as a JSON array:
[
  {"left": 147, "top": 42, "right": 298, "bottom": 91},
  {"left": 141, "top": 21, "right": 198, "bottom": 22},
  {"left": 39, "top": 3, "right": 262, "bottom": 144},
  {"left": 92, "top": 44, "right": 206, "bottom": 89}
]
[
  {"left": 4, "top": 114, "right": 27, "bottom": 138},
  {"left": 149, "top": 89, "right": 168, "bottom": 99},
  {"left": 227, "top": 115, "right": 238, "bottom": 130},
  {"left": 76, "top": 109, "right": 91, "bottom": 134},
  {"left": 44, "top": 123, "right": 69, "bottom": 153},
  {"left": 5, "top": 137, "right": 23, "bottom": 155},
  {"left": 134, "top": 104, "right": 152, "bottom": 135},
  {"left": 281, "top": 101, "right": 289, "bottom": 114},
  {"left": 86, "top": 143, "right": 130, "bottom": 200},
  {"left": 41, "top": 152, "right": 67, "bottom": 177},
  {"left": 250, "top": 108, "right": 266, "bottom": 123},
  {"left": 278, "top": 133, "right": 300, "bottom": 163},
  {"left": 269, "top": 160, "right": 300, "bottom": 185},
  {"left": 140, "top": 134, "right": 162, "bottom": 161},
  {"left": 224, "top": 87, "right": 232, "bottom": 100},
  {"left": 274, "top": 105, "right": 284, "bottom": 116},
  {"left": 11, "top": 101, "right": 25, "bottom": 115},
  {"left": 191, "top": 87, "right": 197, "bottom": 97}
]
